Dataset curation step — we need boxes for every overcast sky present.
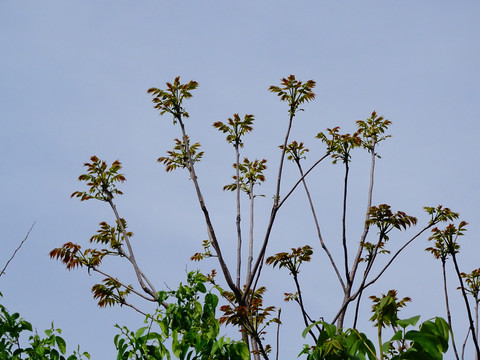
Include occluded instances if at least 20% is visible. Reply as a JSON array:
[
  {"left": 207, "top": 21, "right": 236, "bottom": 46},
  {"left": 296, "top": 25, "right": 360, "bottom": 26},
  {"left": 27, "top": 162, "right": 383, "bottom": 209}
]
[{"left": 1, "top": 1, "right": 479, "bottom": 359}]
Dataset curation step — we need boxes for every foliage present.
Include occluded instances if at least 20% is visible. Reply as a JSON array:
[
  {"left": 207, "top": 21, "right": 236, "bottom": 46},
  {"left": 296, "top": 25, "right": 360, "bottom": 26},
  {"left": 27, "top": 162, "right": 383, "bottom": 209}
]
[
  {"left": 49, "top": 75, "right": 480, "bottom": 359},
  {"left": 0, "top": 293, "right": 89, "bottom": 360},
  {"left": 114, "top": 271, "right": 249, "bottom": 360}
]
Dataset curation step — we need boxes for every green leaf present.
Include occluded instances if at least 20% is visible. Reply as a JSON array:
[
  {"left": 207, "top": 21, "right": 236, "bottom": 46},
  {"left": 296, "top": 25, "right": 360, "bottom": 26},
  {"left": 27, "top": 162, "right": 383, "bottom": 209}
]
[
  {"left": 55, "top": 336, "right": 67, "bottom": 354},
  {"left": 302, "top": 320, "right": 324, "bottom": 338},
  {"left": 390, "top": 330, "right": 403, "bottom": 341},
  {"left": 196, "top": 282, "right": 206, "bottom": 294},
  {"left": 135, "top": 327, "right": 147, "bottom": 339},
  {"left": 20, "top": 320, "right": 33, "bottom": 332},
  {"left": 397, "top": 315, "right": 421, "bottom": 329}
]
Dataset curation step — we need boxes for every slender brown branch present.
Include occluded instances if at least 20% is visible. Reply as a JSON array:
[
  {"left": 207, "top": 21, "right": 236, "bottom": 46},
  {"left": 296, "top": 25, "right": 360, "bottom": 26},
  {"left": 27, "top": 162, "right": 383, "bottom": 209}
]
[
  {"left": 342, "top": 162, "right": 350, "bottom": 281},
  {"left": 462, "top": 327, "right": 470, "bottom": 360},
  {"left": 451, "top": 252, "right": 480, "bottom": 357},
  {"left": 108, "top": 200, "right": 157, "bottom": 299},
  {"left": 293, "top": 272, "right": 318, "bottom": 343},
  {"left": 235, "top": 147, "right": 243, "bottom": 289},
  {"left": 363, "top": 225, "right": 431, "bottom": 288},
  {"left": 244, "top": 153, "right": 329, "bottom": 300},
  {"left": 246, "top": 184, "right": 255, "bottom": 283},
  {"left": 349, "top": 148, "right": 376, "bottom": 284},
  {"left": 441, "top": 259, "right": 460, "bottom": 360},
  {"left": 278, "top": 153, "right": 330, "bottom": 209},
  {"left": 295, "top": 161, "right": 345, "bottom": 291},
  {"left": 0, "top": 222, "right": 35, "bottom": 278},
  {"left": 177, "top": 116, "right": 241, "bottom": 299},
  {"left": 119, "top": 299, "right": 149, "bottom": 317},
  {"left": 275, "top": 309, "right": 281, "bottom": 360},
  {"left": 274, "top": 114, "right": 294, "bottom": 208},
  {"left": 91, "top": 267, "right": 159, "bottom": 304},
  {"left": 332, "top": 225, "right": 432, "bottom": 325},
  {"left": 337, "top": 147, "right": 376, "bottom": 329},
  {"left": 243, "top": 113, "right": 295, "bottom": 296}
]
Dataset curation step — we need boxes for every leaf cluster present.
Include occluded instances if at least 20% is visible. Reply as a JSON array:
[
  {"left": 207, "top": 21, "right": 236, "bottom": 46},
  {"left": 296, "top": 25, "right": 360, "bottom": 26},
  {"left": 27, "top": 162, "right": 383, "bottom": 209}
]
[
  {"left": 300, "top": 321, "right": 376, "bottom": 360},
  {"left": 281, "top": 141, "right": 309, "bottom": 163},
  {"left": 366, "top": 205, "right": 418, "bottom": 237},
  {"left": 316, "top": 127, "right": 361, "bottom": 164},
  {"left": 361, "top": 205, "right": 417, "bottom": 262},
  {"left": 427, "top": 221, "right": 467, "bottom": 256},
  {"left": 423, "top": 206, "right": 459, "bottom": 225},
  {"left": 213, "top": 114, "right": 254, "bottom": 149},
  {"left": 71, "top": 156, "right": 125, "bottom": 202},
  {"left": 147, "top": 76, "right": 198, "bottom": 122},
  {"left": 92, "top": 278, "right": 133, "bottom": 308},
  {"left": 220, "top": 287, "right": 278, "bottom": 341},
  {"left": 269, "top": 75, "right": 316, "bottom": 117},
  {"left": 50, "top": 218, "right": 133, "bottom": 307},
  {"left": 223, "top": 158, "right": 267, "bottom": 195},
  {"left": 0, "top": 295, "right": 89, "bottom": 359},
  {"left": 356, "top": 111, "right": 392, "bottom": 154},
  {"left": 460, "top": 268, "right": 480, "bottom": 301},
  {"left": 114, "top": 271, "right": 249, "bottom": 360},
  {"left": 369, "top": 290, "right": 411, "bottom": 329},
  {"left": 266, "top": 245, "right": 313, "bottom": 276},
  {"left": 158, "top": 136, "right": 204, "bottom": 172}
]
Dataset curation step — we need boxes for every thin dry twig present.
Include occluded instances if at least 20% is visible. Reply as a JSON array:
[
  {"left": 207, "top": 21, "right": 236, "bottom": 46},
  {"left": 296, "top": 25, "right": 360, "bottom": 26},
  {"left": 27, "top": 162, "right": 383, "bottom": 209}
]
[{"left": 0, "top": 222, "right": 36, "bottom": 278}]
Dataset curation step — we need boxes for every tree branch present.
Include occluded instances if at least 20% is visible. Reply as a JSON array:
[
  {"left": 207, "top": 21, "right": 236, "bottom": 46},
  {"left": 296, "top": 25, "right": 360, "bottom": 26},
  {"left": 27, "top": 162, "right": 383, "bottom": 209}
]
[
  {"left": 176, "top": 116, "right": 241, "bottom": 300},
  {"left": 295, "top": 161, "right": 345, "bottom": 291},
  {"left": 0, "top": 222, "right": 35, "bottom": 278},
  {"left": 243, "top": 153, "right": 329, "bottom": 300},
  {"left": 108, "top": 200, "right": 158, "bottom": 299}
]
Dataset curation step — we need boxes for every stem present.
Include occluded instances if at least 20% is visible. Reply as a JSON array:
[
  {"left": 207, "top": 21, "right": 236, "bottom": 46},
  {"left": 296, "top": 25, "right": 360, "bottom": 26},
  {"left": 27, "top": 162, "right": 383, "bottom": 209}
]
[
  {"left": 293, "top": 272, "right": 318, "bottom": 343},
  {"left": 332, "top": 225, "right": 432, "bottom": 325},
  {"left": 275, "top": 309, "right": 281, "bottom": 360},
  {"left": 451, "top": 252, "right": 480, "bottom": 357},
  {"left": 462, "top": 327, "right": 470, "bottom": 360},
  {"left": 108, "top": 200, "right": 157, "bottom": 299},
  {"left": 244, "top": 153, "right": 330, "bottom": 300},
  {"left": 243, "top": 113, "right": 295, "bottom": 299},
  {"left": 246, "top": 184, "right": 255, "bottom": 283},
  {"left": 278, "top": 153, "right": 330, "bottom": 209},
  {"left": 235, "top": 146, "right": 242, "bottom": 289},
  {"left": 1, "top": 222, "right": 35, "bottom": 277},
  {"left": 274, "top": 113, "right": 294, "bottom": 208},
  {"left": 378, "top": 324, "right": 384, "bottom": 360},
  {"left": 352, "top": 291, "right": 363, "bottom": 329},
  {"left": 337, "top": 147, "right": 376, "bottom": 329},
  {"left": 295, "top": 161, "right": 345, "bottom": 291},
  {"left": 476, "top": 297, "right": 479, "bottom": 360},
  {"left": 363, "top": 225, "right": 431, "bottom": 288},
  {"left": 441, "top": 259, "right": 460, "bottom": 360},
  {"left": 350, "top": 148, "right": 376, "bottom": 284},
  {"left": 177, "top": 116, "right": 241, "bottom": 299},
  {"left": 342, "top": 161, "right": 350, "bottom": 282}
]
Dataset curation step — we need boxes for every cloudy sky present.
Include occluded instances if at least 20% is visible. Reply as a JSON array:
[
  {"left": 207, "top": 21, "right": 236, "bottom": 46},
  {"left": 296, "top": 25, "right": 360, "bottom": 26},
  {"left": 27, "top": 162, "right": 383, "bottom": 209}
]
[{"left": 1, "top": 1, "right": 479, "bottom": 358}]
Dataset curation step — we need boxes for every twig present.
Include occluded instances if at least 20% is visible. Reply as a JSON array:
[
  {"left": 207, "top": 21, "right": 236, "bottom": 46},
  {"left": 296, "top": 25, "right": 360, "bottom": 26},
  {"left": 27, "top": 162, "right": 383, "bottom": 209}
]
[
  {"left": 176, "top": 115, "right": 241, "bottom": 300},
  {"left": 244, "top": 153, "right": 329, "bottom": 300},
  {"left": 0, "top": 222, "right": 36, "bottom": 278},
  {"left": 275, "top": 309, "right": 281, "bottom": 360},
  {"left": 108, "top": 200, "right": 158, "bottom": 299},
  {"left": 295, "top": 161, "right": 345, "bottom": 291}
]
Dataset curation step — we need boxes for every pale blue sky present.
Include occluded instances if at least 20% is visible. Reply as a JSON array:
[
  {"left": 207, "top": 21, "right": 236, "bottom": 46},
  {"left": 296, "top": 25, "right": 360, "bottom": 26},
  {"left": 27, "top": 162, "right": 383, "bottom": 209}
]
[{"left": 1, "top": 1, "right": 479, "bottom": 358}]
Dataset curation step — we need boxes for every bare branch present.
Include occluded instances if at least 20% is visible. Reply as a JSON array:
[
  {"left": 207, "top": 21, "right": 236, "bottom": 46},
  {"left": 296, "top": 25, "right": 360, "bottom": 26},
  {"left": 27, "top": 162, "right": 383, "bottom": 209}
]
[
  {"left": 0, "top": 222, "right": 36, "bottom": 278},
  {"left": 108, "top": 200, "right": 158, "bottom": 299},
  {"left": 176, "top": 116, "right": 241, "bottom": 299},
  {"left": 295, "top": 161, "right": 345, "bottom": 291},
  {"left": 243, "top": 153, "right": 329, "bottom": 300},
  {"left": 278, "top": 153, "right": 330, "bottom": 209}
]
